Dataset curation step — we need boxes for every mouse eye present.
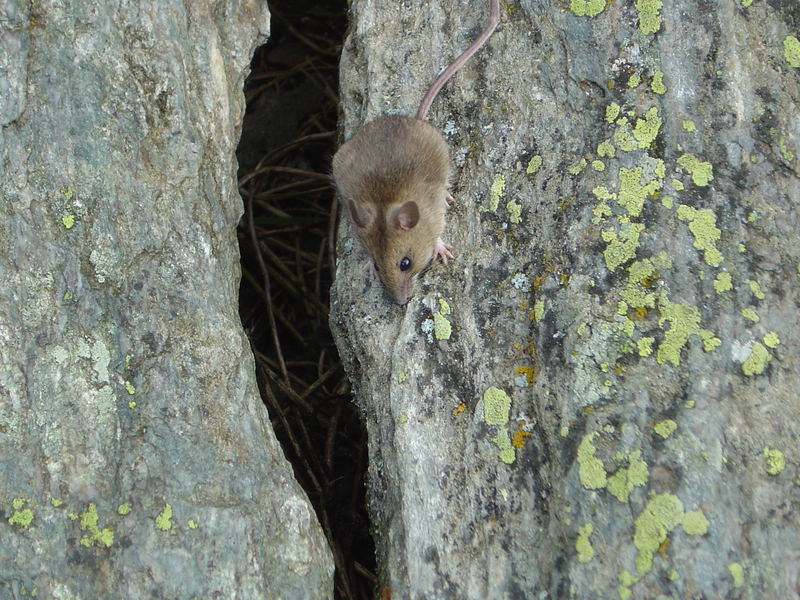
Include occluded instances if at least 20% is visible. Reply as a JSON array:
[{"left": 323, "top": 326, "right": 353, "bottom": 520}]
[{"left": 399, "top": 256, "right": 412, "bottom": 271}]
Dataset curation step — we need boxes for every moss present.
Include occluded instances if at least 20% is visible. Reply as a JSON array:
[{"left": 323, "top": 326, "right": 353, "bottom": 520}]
[
  {"left": 569, "top": 0, "right": 606, "bottom": 17},
  {"left": 155, "top": 503, "right": 173, "bottom": 531},
  {"left": 526, "top": 155, "right": 542, "bottom": 174},
  {"left": 677, "top": 153, "right": 713, "bottom": 186},
  {"left": 632, "top": 107, "right": 662, "bottom": 149},
  {"left": 635, "top": 0, "right": 662, "bottom": 34},
  {"left": 676, "top": 204, "right": 723, "bottom": 266},
  {"left": 578, "top": 432, "right": 608, "bottom": 490},
  {"left": 728, "top": 562, "right": 745, "bottom": 587},
  {"left": 8, "top": 498, "right": 34, "bottom": 529},
  {"left": 713, "top": 272, "right": 732, "bottom": 293},
  {"left": 607, "top": 450, "right": 648, "bottom": 502},
  {"left": 576, "top": 523, "right": 595, "bottom": 562},
  {"left": 606, "top": 102, "right": 621, "bottom": 123},
  {"left": 653, "top": 419, "right": 677, "bottom": 438},
  {"left": 483, "top": 387, "right": 511, "bottom": 425},
  {"left": 681, "top": 510, "right": 709, "bottom": 535},
  {"left": 763, "top": 446, "right": 785, "bottom": 475},
  {"left": 650, "top": 71, "right": 666, "bottom": 94},
  {"left": 763, "top": 331, "right": 780, "bottom": 348},
  {"left": 784, "top": 35, "right": 800, "bottom": 68},
  {"left": 488, "top": 174, "right": 505, "bottom": 211},
  {"left": 747, "top": 279, "right": 765, "bottom": 299},
  {"left": 740, "top": 307, "right": 759, "bottom": 322},
  {"left": 742, "top": 342, "right": 769, "bottom": 376},
  {"left": 433, "top": 313, "right": 452, "bottom": 340},
  {"left": 602, "top": 222, "right": 644, "bottom": 271},
  {"left": 633, "top": 493, "right": 684, "bottom": 575}
]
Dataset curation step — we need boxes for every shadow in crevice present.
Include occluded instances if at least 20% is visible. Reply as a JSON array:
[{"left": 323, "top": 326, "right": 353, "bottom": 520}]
[{"left": 236, "top": 2, "right": 376, "bottom": 598}]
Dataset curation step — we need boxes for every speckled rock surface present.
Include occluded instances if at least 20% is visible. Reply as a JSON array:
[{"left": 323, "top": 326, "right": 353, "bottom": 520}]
[
  {"left": 330, "top": 0, "right": 799, "bottom": 597},
  {"left": 0, "top": 1, "right": 333, "bottom": 598}
]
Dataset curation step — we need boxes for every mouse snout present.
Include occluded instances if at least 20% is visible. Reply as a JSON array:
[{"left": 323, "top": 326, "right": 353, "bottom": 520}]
[{"left": 392, "top": 280, "right": 415, "bottom": 305}]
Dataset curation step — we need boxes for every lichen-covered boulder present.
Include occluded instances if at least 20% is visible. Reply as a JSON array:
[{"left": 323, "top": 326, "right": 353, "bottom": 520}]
[
  {"left": 331, "top": 0, "right": 799, "bottom": 597},
  {"left": 0, "top": 1, "right": 333, "bottom": 597}
]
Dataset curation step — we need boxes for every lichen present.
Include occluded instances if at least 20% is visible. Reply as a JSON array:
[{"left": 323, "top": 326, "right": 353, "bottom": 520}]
[
  {"left": 747, "top": 279, "right": 765, "bottom": 299},
  {"left": 682, "top": 120, "right": 696, "bottom": 132},
  {"left": 784, "top": 35, "right": 800, "bottom": 68},
  {"left": 606, "top": 102, "right": 621, "bottom": 123},
  {"left": 637, "top": 337, "right": 654, "bottom": 357},
  {"left": 713, "top": 272, "right": 732, "bottom": 293},
  {"left": 491, "top": 429, "right": 516, "bottom": 464},
  {"left": 433, "top": 312, "right": 452, "bottom": 340},
  {"left": 576, "top": 523, "right": 595, "bottom": 562},
  {"left": 61, "top": 214, "right": 76, "bottom": 229},
  {"left": 79, "top": 503, "right": 114, "bottom": 547},
  {"left": 635, "top": 0, "right": 662, "bottom": 34},
  {"left": 602, "top": 222, "right": 644, "bottom": 271},
  {"left": 569, "top": 0, "right": 606, "bottom": 17},
  {"left": 8, "top": 498, "right": 34, "bottom": 529},
  {"left": 578, "top": 432, "right": 608, "bottom": 490},
  {"left": 632, "top": 107, "right": 662, "bottom": 149},
  {"left": 728, "top": 562, "right": 745, "bottom": 587},
  {"left": 488, "top": 174, "right": 505, "bottom": 211},
  {"left": 607, "top": 450, "right": 648, "bottom": 502},
  {"left": 618, "top": 167, "right": 661, "bottom": 217},
  {"left": 526, "top": 155, "right": 542, "bottom": 174},
  {"left": 507, "top": 198, "right": 522, "bottom": 223},
  {"left": 633, "top": 493, "right": 684, "bottom": 575},
  {"left": 483, "top": 387, "right": 511, "bottom": 425},
  {"left": 533, "top": 299, "right": 545, "bottom": 322},
  {"left": 763, "top": 331, "right": 780, "bottom": 348},
  {"left": 763, "top": 446, "right": 785, "bottom": 475},
  {"left": 656, "top": 297, "right": 719, "bottom": 365},
  {"left": 681, "top": 510, "right": 709, "bottom": 535},
  {"left": 676, "top": 153, "right": 713, "bottom": 186},
  {"left": 592, "top": 160, "right": 605, "bottom": 171},
  {"left": 653, "top": 419, "right": 677, "bottom": 438},
  {"left": 117, "top": 502, "right": 132, "bottom": 515},
  {"left": 155, "top": 503, "right": 173, "bottom": 531},
  {"left": 650, "top": 71, "right": 666, "bottom": 94},
  {"left": 741, "top": 307, "right": 759, "bottom": 322},
  {"left": 742, "top": 342, "right": 770, "bottom": 376},
  {"left": 676, "top": 204, "right": 723, "bottom": 266}
]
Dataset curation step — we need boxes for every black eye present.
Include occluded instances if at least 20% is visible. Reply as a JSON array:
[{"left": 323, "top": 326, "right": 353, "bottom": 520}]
[{"left": 399, "top": 257, "right": 412, "bottom": 271}]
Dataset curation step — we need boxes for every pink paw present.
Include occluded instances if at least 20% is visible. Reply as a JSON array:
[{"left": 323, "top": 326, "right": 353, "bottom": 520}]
[
  {"left": 434, "top": 238, "right": 454, "bottom": 264},
  {"left": 364, "top": 260, "right": 378, "bottom": 278}
]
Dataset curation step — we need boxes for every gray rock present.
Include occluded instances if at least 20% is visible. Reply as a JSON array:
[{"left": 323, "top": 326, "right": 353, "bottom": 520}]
[
  {"left": 331, "top": 0, "right": 799, "bottom": 598},
  {"left": 0, "top": 1, "right": 333, "bottom": 598}
]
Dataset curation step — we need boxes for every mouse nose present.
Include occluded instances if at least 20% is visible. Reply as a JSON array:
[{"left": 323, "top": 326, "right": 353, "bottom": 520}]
[{"left": 394, "top": 281, "right": 414, "bottom": 305}]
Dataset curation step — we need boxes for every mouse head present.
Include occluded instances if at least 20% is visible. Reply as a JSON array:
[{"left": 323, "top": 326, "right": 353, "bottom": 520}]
[{"left": 346, "top": 196, "right": 442, "bottom": 305}]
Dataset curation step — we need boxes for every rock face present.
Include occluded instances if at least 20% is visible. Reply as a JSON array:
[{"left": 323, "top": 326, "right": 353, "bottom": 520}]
[
  {"left": 331, "top": 0, "right": 799, "bottom": 598},
  {"left": 0, "top": 1, "right": 333, "bottom": 598}
]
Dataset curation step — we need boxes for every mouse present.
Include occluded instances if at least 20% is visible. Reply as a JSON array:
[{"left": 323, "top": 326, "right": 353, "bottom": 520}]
[{"left": 332, "top": 0, "right": 500, "bottom": 305}]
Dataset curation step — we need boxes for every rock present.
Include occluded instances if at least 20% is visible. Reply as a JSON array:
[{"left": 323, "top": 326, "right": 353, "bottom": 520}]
[
  {"left": 331, "top": 0, "right": 800, "bottom": 597},
  {"left": 0, "top": 1, "right": 333, "bottom": 597}
]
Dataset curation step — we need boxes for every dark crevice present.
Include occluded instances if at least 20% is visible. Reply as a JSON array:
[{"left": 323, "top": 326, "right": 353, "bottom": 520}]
[{"left": 236, "top": 2, "right": 376, "bottom": 598}]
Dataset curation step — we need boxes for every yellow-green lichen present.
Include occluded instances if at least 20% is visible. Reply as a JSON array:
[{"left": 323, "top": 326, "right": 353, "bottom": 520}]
[
  {"left": 763, "top": 331, "right": 780, "bottom": 348},
  {"left": 637, "top": 337, "right": 654, "bottom": 357},
  {"left": 627, "top": 73, "right": 641, "bottom": 88},
  {"left": 483, "top": 387, "right": 511, "bottom": 425},
  {"left": 741, "top": 307, "right": 759, "bottom": 322},
  {"left": 492, "top": 429, "right": 516, "bottom": 464},
  {"left": 597, "top": 140, "right": 615, "bottom": 158},
  {"left": 569, "top": 158, "right": 588, "bottom": 174},
  {"left": 633, "top": 493, "right": 684, "bottom": 575},
  {"left": 661, "top": 196, "right": 673, "bottom": 208},
  {"left": 51, "top": 498, "right": 63, "bottom": 507},
  {"left": 653, "top": 419, "right": 677, "bottom": 438},
  {"left": 438, "top": 298, "right": 451, "bottom": 315},
  {"left": 60, "top": 186, "right": 74, "bottom": 200},
  {"left": 577, "top": 432, "right": 608, "bottom": 490},
  {"left": 763, "top": 446, "right": 785, "bottom": 475},
  {"left": 635, "top": 0, "right": 662, "bottom": 34},
  {"left": 576, "top": 523, "right": 595, "bottom": 563},
  {"left": 677, "top": 153, "right": 713, "bottom": 186},
  {"left": 488, "top": 174, "right": 505, "bottom": 211},
  {"left": 728, "top": 562, "right": 745, "bottom": 587},
  {"left": 713, "top": 272, "right": 732, "bottom": 293},
  {"left": 526, "top": 155, "right": 542, "bottom": 174},
  {"left": 507, "top": 198, "right": 522, "bottom": 223},
  {"left": 607, "top": 450, "right": 648, "bottom": 502},
  {"left": 155, "top": 503, "right": 173, "bottom": 531},
  {"left": 747, "top": 279, "right": 765, "bottom": 299},
  {"left": 742, "top": 342, "right": 770, "bottom": 376},
  {"left": 778, "top": 132, "right": 794, "bottom": 162},
  {"left": 676, "top": 204, "right": 723, "bottom": 266},
  {"left": 650, "top": 71, "right": 666, "bottom": 94},
  {"left": 632, "top": 107, "right": 662, "bottom": 149},
  {"left": 188, "top": 519, "right": 199, "bottom": 529},
  {"left": 533, "top": 299, "right": 545, "bottom": 322},
  {"left": 591, "top": 160, "right": 605, "bottom": 171},
  {"left": 124, "top": 380, "right": 136, "bottom": 395},
  {"left": 61, "top": 214, "right": 76, "bottom": 229},
  {"left": 117, "top": 502, "right": 132, "bottom": 515},
  {"left": 656, "top": 297, "right": 719, "bottom": 366},
  {"left": 79, "top": 503, "right": 114, "bottom": 547},
  {"left": 671, "top": 178, "right": 684, "bottom": 191},
  {"left": 618, "top": 167, "right": 661, "bottom": 217},
  {"left": 8, "top": 498, "right": 34, "bottom": 529},
  {"left": 128, "top": 400, "right": 137, "bottom": 409},
  {"left": 784, "top": 35, "right": 800, "bottom": 68},
  {"left": 602, "top": 222, "right": 644, "bottom": 272},
  {"left": 433, "top": 312, "right": 452, "bottom": 340},
  {"left": 606, "top": 102, "right": 621, "bottom": 123},
  {"left": 682, "top": 120, "right": 696, "bottom": 132},
  {"left": 569, "top": 0, "right": 606, "bottom": 17},
  {"left": 681, "top": 510, "right": 709, "bottom": 535}
]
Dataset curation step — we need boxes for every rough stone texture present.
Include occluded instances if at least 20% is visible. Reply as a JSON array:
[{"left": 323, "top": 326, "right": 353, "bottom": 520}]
[
  {"left": 331, "top": 0, "right": 799, "bottom": 598},
  {"left": 0, "top": 1, "right": 333, "bottom": 598}
]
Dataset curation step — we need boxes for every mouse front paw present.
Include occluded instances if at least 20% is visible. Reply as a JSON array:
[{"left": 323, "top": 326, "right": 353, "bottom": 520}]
[
  {"left": 434, "top": 238, "right": 454, "bottom": 264},
  {"left": 364, "top": 260, "right": 378, "bottom": 278}
]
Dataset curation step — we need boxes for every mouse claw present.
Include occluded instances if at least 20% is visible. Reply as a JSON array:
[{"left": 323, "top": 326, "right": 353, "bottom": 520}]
[
  {"left": 434, "top": 238, "right": 454, "bottom": 264},
  {"left": 446, "top": 191, "right": 454, "bottom": 205}
]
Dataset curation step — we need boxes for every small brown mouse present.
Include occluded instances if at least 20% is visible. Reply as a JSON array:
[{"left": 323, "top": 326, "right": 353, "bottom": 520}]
[{"left": 333, "top": 0, "right": 500, "bottom": 304}]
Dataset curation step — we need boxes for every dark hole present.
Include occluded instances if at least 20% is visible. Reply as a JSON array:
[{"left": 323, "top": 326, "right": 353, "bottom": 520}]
[{"left": 236, "top": 1, "right": 376, "bottom": 598}]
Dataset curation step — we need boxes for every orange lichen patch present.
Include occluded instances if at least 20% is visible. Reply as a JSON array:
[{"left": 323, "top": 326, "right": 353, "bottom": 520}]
[
  {"left": 515, "top": 365, "right": 538, "bottom": 385},
  {"left": 452, "top": 402, "right": 466, "bottom": 417},
  {"left": 512, "top": 428, "right": 532, "bottom": 448}
]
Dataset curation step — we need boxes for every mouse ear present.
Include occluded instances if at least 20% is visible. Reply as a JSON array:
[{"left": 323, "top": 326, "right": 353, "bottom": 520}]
[
  {"left": 389, "top": 201, "right": 419, "bottom": 231},
  {"left": 346, "top": 199, "right": 374, "bottom": 229}
]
